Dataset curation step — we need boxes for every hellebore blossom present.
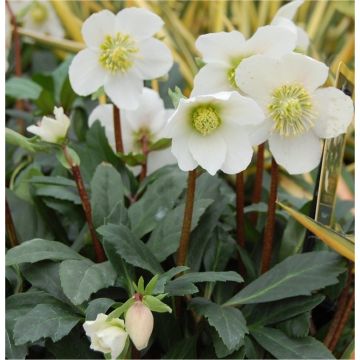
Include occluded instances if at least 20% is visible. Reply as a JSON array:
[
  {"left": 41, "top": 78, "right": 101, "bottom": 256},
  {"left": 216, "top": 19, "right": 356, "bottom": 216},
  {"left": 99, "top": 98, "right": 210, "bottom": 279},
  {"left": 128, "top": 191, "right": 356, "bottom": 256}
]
[
  {"left": 271, "top": 0, "right": 309, "bottom": 52},
  {"left": 191, "top": 25, "right": 296, "bottom": 96},
  {"left": 69, "top": 8, "right": 173, "bottom": 110},
  {"left": 9, "top": 0, "right": 65, "bottom": 39},
  {"left": 27, "top": 106, "right": 70, "bottom": 144},
  {"left": 164, "top": 91, "right": 265, "bottom": 175},
  {"left": 89, "top": 88, "right": 176, "bottom": 175},
  {"left": 83, "top": 313, "right": 128, "bottom": 359},
  {"left": 125, "top": 300, "right": 154, "bottom": 351},
  {"left": 235, "top": 52, "right": 354, "bottom": 174}
]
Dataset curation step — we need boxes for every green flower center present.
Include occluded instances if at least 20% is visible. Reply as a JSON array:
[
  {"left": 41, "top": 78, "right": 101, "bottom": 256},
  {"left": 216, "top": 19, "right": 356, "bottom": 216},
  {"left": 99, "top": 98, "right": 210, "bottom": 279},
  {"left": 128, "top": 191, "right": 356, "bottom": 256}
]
[
  {"left": 268, "top": 83, "right": 314, "bottom": 137},
  {"left": 133, "top": 127, "right": 153, "bottom": 151},
  {"left": 30, "top": 1, "right": 48, "bottom": 24},
  {"left": 191, "top": 105, "right": 222, "bottom": 136},
  {"left": 99, "top": 33, "right": 138, "bottom": 73}
]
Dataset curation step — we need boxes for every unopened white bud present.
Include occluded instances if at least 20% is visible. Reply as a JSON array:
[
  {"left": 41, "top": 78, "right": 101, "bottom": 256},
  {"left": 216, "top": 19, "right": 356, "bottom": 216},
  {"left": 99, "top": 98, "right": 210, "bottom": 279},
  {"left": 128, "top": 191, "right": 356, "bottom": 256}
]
[
  {"left": 125, "top": 300, "right": 154, "bottom": 350},
  {"left": 27, "top": 106, "right": 70, "bottom": 144}
]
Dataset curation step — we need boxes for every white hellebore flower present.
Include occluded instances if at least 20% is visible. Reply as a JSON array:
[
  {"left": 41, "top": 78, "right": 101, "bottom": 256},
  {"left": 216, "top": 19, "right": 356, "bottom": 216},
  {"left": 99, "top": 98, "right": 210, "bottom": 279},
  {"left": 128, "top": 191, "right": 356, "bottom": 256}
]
[
  {"left": 164, "top": 92, "right": 265, "bottom": 175},
  {"left": 271, "top": 0, "right": 309, "bottom": 52},
  {"left": 69, "top": 8, "right": 173, "bottom": 110},
  {"left": 9, "top": 0, "right": 65, "bottom": 39},
  {"left": 191, "top": 25, "right": 296, "bottom": 96},
  {"left": 89, "top": 88, "right": 175, "bottom": 175},
  {"left": 27, "top": 106, "right": 70, "bottom": 144},
  {"left": 235, "top": 52, "right": 354, "bottom": 175},
  {"left": 83, "top": 313, "right": 128, "bottom": 359},
  {"left": 125, "top": 301, "right": 154, "bottom": 351}
]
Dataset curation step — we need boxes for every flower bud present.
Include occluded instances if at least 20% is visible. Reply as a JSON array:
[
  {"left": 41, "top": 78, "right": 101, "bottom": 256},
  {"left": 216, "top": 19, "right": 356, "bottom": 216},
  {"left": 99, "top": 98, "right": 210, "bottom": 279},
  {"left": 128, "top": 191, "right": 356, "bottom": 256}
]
[
  {"left": 83, "top": 313, "right": 128, "bottom": 359},
  {"left": 125, "top": 300, "right": 154, "bottom": 350},
  {"left": 27, "top": 106, "right": 70, "bottom": 144}
]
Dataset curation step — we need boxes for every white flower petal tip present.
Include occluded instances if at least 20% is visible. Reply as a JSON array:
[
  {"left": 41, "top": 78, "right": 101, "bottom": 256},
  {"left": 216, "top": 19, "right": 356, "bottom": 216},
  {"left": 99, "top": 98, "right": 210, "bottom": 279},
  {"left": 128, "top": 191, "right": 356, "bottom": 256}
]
[
  {"left": 164, "top": 92, "right": 263, "bottom": 175},
  {"left": 125, "top": 301, "right": 154, "bottom": 351},
  {"left": 274, "top": 0, "right": 305, "bottom": 20},
  {"left": 235, "top": 52, "right": 354, "bottom": 174},
  {"left": 83, "top": 313, "right": 128, "bottom": 359},
  {"left": 27, "top": 106, "right": 70, "bottom": 144},
  {"left": 69, "top": 7, "right": 172, "bottom": 106}
]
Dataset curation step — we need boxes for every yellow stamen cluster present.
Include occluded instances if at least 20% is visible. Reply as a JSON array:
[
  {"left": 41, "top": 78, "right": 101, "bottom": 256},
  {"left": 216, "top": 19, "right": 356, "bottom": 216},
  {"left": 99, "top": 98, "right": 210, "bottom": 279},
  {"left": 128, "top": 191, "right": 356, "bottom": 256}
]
[
  {"left": 268, "top": 83, "right": 314, "bottom": 137},
  {"left": 99, "top": 33, "right": 138, "bottom": 73},
  {"left": 191, "top": 105, "right": 222, "bottom": 136},
  {"left": 30, "top": 1, "right": 48, "bottom": 24}
]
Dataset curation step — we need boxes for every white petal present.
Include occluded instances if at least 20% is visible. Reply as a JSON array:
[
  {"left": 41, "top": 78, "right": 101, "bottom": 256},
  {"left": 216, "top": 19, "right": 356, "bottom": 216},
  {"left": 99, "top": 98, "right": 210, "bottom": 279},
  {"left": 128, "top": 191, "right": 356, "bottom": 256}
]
[
  {"left": 195, "top": 31, "right": 246, "bottom": 65},
  {"left": 147, "top": 148, "right": 176, "bottom": 175},
  {"left": 269, "top": 131, "right": 322, "bottom": 174},
  {"left": 273, "top": 0, "right": 304, "bottom": 20},
  {"left": 69, "top": 49, "right": 107, "bottom": 96},
  {"left": 163, "top": 99, "right": 194, "bottom": 138},
  {"left": 191, "top": 63, "right": 233, "bottom": 96},
  {"left": 104, "top": 71, "right": 143, "bottom": 110},
  {"left": 124, "top": 87, "right": 166, "bottom": 132},
  {"left": 221, "top": 92, "right": 265, "bottom": 127},
  {"left": 296, "top": 26, "right": 310, "bottom": 52},
  {"left": 280, "top": 52, "right": 328, "bottom": 92},
  {"left": 27, "top": 125, "right": 56, "bottom": 143},
  {"left": 89, "top": 104, "right": 116, "bottom": 150},
  {"left": 249, "top": 119, "right": 273, "bottom": 145},
  {"left": 235, "top": 55, "right": 283, "bottom": 104},
  {"left": 312, "top": 88, "right": 354, "bottom": 139},
  {"left": 171, "top": 136, "right": 197, "bottom": 172},
  {"left": 115, "top": 7, "right": 163, "bottom": 40},
  {"left": 245, "top": 25, "right": 296, "bottom": 58},
  {"left": 135, "top": 38, "right": 173, "bottom": 80},
  {"left": 81, "top": 10, "right": 115, "bottom": 48},
  {"left": 221, "top": 125, "right": 254, "bottom": 174},
  {"left": 188, "top": 132, "right": 226, "bottom": 175}
]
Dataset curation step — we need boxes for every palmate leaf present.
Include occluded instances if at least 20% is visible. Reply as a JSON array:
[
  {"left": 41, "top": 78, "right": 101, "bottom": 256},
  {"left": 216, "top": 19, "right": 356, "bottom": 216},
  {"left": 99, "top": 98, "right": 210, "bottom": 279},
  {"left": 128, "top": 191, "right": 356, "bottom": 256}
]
[
  {"left": 278, "top": 202, "right": 354, "bottom": 261},
  {"left": 224, "top": 251, "right": 345, "bottom": 306}
]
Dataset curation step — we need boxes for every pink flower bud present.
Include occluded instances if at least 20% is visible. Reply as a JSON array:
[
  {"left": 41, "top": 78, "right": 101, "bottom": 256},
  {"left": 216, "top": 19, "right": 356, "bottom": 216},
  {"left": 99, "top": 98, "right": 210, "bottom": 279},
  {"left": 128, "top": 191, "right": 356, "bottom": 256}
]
[{"left": 125, "top": 300, "right": 154, "bottom": 350}]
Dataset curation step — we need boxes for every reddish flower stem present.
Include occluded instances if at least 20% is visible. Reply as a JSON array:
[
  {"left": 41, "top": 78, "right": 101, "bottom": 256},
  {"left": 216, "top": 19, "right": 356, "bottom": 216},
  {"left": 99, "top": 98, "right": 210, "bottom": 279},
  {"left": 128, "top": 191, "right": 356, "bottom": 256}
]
[
  {"left": 63, "top": 147, "right": 106, "bottom": 263},
  {"left": 6, "top": 0, "right": 26, "bottom": 134},
  {"left": 5, "top": 198, "right": 19, "bottom": 248},
  {"left": 328, "top": 291, "right": 355, "bottom": 351},
  {"left": 260, "top": 158, "right": 279, "bottom": 273},
  {"left": 250, "top": 143, "right": 265, "bottom": 224},
  {"left": 139, "top": 135, "right": 149, "bottom": 182},
  {"left": 113, "top": 105, "right": 124, "bottom": 153},
  {"left": 324, "top": 267, "right": 353, "bottom": 348},
  {"left": 176, "top": 169, "right": 197, "bottom": 266},
  {"left": 236, "top": 172, "right": 245, "bottom": 247}
]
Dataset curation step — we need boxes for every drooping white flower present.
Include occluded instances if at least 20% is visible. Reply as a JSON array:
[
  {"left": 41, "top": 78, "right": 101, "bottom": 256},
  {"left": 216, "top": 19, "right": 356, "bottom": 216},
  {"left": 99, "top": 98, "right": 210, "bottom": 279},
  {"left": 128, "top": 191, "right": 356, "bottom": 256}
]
[
  {"left": 83, "top": 313, "right": 128, "bottom": 359},
  {"left": 164, "top": 91, "right": 265, "bottom": 175},
  {"left": 27, "top": 106, "right": 70, "bottom": 143},
  {"left": 191, "top": 25, "right": 297, "bottom": 96},
  {"left": 235, "top": 52, "right": 354, "bottom": 174},
  {"left": 69, "top": 8, "right": 173, "bottom": 110},
  {"left": 89, "top": 88, "right": 176, "bottom": 175},
  {"left": 125, "top": 301, "right": 154, "bottom": 351},
  {"left": 9, "top": 0, "right": 65, "bottom": 39},
  {"left": 271, "top": 0, "right": 309, "bottom": 52}
]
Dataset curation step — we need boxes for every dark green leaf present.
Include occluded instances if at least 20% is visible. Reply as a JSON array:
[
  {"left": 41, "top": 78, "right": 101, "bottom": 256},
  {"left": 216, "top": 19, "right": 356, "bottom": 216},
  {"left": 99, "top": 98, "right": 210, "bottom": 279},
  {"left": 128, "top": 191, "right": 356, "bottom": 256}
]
[
  {"left": 6, "top": 239, "right": 84, "bottom": 266},
  {"left": 190, "top": 298, "right": 248, "bottom": 351},
  {"left": 251, "top": 327, "right": 334, "bottom": 359},
  {"left": 276, "top": 312, "right": 310, "bottom": 338},
  {"left": 98, "top": 223, "right": 163, "bottom": 275},
  {"left": 85, "top": 298, "right": 116, "bottom": 321},
  {"left": 147, "top": 199, "right": 213, "bottom": 262},
  {"left": 225, "top": 252, "right": 345, "bottom": 306},
  {"left": 59, "top": 260, "right": 117, "bottom": 305},
  {"left": 6, "top": 77, "right": 43, "bottom": 100}
]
